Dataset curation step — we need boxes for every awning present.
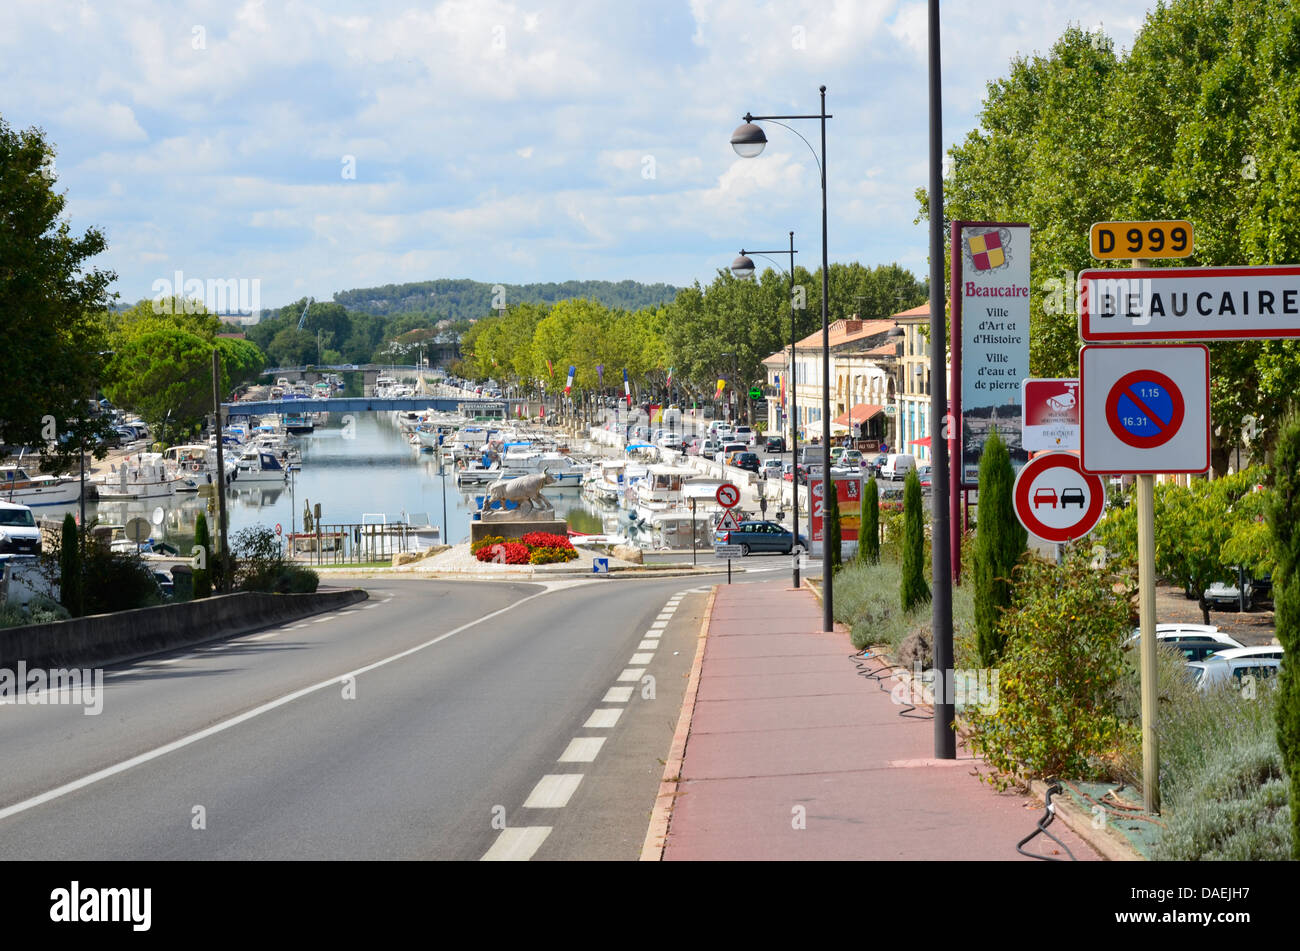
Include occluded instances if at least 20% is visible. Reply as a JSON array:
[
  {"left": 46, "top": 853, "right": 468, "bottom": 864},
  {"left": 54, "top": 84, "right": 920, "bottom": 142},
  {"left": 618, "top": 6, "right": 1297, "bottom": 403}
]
[
  {"left": 831, "top": 404, "right": 885, "bottom": 427},
  {"left": 910, "top": 436, "right": 931, "bottom": 448}
]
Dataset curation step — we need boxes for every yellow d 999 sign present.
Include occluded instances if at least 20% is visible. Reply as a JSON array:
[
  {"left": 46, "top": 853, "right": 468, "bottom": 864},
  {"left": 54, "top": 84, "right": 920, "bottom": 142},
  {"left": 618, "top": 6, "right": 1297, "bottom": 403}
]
[{"left": 1090, "top": 220, "right": 1194, "bottom": 259}]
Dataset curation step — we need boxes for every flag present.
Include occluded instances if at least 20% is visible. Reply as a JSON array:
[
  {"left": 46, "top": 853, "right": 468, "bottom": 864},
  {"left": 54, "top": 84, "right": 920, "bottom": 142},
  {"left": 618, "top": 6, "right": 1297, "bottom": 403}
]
[
  {"left": 564, "top": 365, "right": 576, "bottom": 394},
  {"left": 666, "top": 366, "right": 674, "bottom": 389},
  {"left": 778, "top": 372, "right": 785, "bottom": 407},
  {"left": 716, "top": 378, "right": 726, "bottom": 396},
  {"left": 623, "top": 368, "right": 631, "bottom": 408},
  {"left": 546, "top": 358, "right": 554, "bottom": 378},
  {"left": 596, "top": 365, "right": 604, "bottom": 385}
]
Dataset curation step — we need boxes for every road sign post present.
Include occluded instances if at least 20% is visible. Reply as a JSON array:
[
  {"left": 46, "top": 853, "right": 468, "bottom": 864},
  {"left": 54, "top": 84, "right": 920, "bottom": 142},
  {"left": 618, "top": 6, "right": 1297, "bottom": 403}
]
[{"left": 1137, "top": 472, "right": 1159, "bottom": 814}]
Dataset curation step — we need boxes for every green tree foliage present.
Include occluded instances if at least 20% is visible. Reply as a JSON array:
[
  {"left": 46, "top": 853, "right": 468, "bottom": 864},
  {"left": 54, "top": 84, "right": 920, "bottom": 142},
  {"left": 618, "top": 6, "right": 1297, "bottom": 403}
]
[
  {"left": 59, "top": 513, "right": 81, "bottom": 616},
  {"left": 1266, "top": 409, "right": 1300, "bottom": 858},
  {"left": 265, "top": 327, "right": 318, "bottom": 367},
  {"left": 0, "top": 117, "right": 116, "bottom": 470},
  {"left": 1093, "top": 469, "right": 1267, "bottom": 624},
  {"left": 333, "top": 278, "right": 680, "bottom": 318},
  {"left": 926, "top": 3, "right": 1300, "bottom": 469},
  {"left": 102, "top": 329, "right": 215, "bottom": 436},
  {"left": 192, "top": 511, "right": 212, "bottom": 599},
  {"left": 900, "top": 469, "right": 930, "bottom": 611},
  {"left": 973, "top": 429, "right": 1026, "bottom": 665},
  {"left": 966, "top": 553, "right": 1136, "bottom": 787},
  {"left": 859, "top": 477, "right": 880, "bottom": 565}
]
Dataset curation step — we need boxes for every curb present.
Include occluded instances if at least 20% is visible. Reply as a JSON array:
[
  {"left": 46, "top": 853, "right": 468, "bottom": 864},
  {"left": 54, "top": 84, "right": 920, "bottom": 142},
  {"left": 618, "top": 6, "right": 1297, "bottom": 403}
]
[{"left": 640, "top": 584, "right": 717, "bottom": 861}]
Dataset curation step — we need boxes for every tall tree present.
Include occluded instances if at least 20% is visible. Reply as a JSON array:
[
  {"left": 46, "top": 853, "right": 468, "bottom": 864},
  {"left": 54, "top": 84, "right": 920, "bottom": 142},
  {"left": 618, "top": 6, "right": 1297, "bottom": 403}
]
[
  {"left": 1267, "top": 409, "right": 1300, "bottom": 858},
  {"left": 973, "top": 428, "right": 1027, "bottom": 665},
  {"left": 901, "top": 469, "right": 930, "bottom": 611},
  {"left": 0, "top": 117, "right": 116, "bottom": 470},
  {"left": 193, "top": 511, "right": 212, "bottom": 599},
  {"left": 59, "top": 513, "right": 82, "bottom": 617},
  {"left": 825, "top": 482, "right": 842, "bottom": 572},
  {"left": 859, "top": 476, "right": 880, "bottom": 565}
]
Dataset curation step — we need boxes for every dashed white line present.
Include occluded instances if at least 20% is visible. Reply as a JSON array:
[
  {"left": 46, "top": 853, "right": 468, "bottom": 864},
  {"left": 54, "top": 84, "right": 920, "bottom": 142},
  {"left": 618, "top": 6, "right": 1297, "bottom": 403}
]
[
  {"left": 311, "top": 617, "right": 335, "bottom": 624},
  {"left": 629, "top": 652, "right": 654, "bottom": 665},
  {"left": 617, "top": 667, "right": 646, "bottom": 682},
  {"left": 523, "top": 774, "right": 584, "bottom": 808},
  {"left": 650, "top": 620, "right": 668, "bottom": 630},
  {"left": 558, "top": 737, "right": 605, "bottom": 762},
  {"left": 481, "top": 827, "right": 552, "bottom": 861},
  {"left": 583, "top": 709, "right": 623, "bottom": 729},
  {"left": 656, "top": 613, "right": 673, "bottom": 621},
  {"left": 637, "top": 639, "right": 658, "bottom": 650},
  {"left": 603, "top": 686, "right": 634, "bottom": 703}
]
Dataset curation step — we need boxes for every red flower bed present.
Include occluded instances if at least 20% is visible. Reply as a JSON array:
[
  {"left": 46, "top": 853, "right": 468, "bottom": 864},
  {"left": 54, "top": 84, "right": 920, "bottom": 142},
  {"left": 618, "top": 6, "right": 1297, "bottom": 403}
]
[
  {"left": 521, "top": 532, "right": 574, "bottom": 550},
  {"left": 475, "top": 541, "right": 532, "bottom": 564}
]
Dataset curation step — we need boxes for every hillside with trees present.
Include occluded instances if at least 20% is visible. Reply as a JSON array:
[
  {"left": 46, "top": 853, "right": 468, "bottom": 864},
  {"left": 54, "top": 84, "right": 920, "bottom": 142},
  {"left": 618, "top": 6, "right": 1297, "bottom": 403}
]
[{"left": 332, "top": 278, "right": 680, "bottom": 318}]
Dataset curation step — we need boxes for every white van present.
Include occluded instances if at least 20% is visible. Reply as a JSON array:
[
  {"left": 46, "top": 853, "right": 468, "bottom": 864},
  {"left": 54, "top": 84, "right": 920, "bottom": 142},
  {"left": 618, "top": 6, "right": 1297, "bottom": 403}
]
[
  {"left": 0, "top": 500, "right": 42, "bottom": 556},
  {"left": 880, "top": 453, "right": 917, "bottom": 480}
]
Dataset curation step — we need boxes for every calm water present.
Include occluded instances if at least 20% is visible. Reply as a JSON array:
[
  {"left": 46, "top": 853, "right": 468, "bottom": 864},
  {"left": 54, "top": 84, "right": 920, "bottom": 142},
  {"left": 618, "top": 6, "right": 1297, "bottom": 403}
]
[{"left": 46, "top": 414, "right": 609, "bottom": 550}]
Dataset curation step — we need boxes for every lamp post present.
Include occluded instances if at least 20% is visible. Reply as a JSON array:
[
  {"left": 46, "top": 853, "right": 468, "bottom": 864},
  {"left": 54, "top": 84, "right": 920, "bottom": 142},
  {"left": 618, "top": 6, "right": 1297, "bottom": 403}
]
[
  {"left": 731, "top": 232, "right": 801, "bottom": 589},
  {"left": 731, "top": 86, "right": 833, "bottom": 631}
]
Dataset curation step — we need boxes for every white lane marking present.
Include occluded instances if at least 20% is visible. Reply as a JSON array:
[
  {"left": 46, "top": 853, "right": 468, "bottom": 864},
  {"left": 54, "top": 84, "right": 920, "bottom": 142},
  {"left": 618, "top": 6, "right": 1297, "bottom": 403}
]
[
  {"left": 360, "top": 604, "right": 377, "bottom": 610},
  {"left": 617, "top": 668, "right": 646, "bottom": 682},
  {"left": 603, "top": 686, "right": 634, "bottom": 703},
  {"left": 523, "top": 774, "right": 584, "bottom": 809},
  {"left": 656, "top": 612, "right": 673, "bottom": 621},
  {"left": 650, "top": 620, "right": 667, "bottom": 630},
  {"left": 583, "top": 709, "right": 623, "bottom": 729},
  {"left": 247, "top": 630, "right": 284, "bottom": 642},
  {"left": 311, "top": 617, "right": 335, "bottom": 624},
  {"left": 558, "top": 737, "right": 606, "bottom": 762},
  {"left": 637, "top": 639, "right": 658, "bottom": 650},
  {"left": 481, "top": 827, "right": 551, "bottom": 861},
  {"left": 629, "top": 652, "right": 654, "bottom": 665},
  {"left": 0, "top": 586, "right": 558, "bottom": 825}
]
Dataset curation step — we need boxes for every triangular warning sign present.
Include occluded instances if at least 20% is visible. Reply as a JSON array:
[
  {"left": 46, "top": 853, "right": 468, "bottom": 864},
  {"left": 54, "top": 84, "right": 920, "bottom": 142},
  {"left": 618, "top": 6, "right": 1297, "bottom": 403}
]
[{"left": 715, "top": 509, "right": 743, "bottom": 532}]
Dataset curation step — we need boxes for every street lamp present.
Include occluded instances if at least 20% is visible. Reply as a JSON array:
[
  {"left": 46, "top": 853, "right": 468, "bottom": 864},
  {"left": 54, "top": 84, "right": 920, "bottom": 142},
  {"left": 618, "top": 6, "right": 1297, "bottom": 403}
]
[
  {"left": 731, "top": 233, "right": 801, "bottom": 589},
  {"left": 731, "top": 87, "right": 834, "bottom": 632}
]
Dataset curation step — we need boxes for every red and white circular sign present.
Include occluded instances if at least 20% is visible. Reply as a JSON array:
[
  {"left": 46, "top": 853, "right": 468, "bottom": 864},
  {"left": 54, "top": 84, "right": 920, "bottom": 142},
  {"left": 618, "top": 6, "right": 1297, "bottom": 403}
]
[
  {"left": 275, "top": 522, "right": 283, "bottom": 536},
  {"left": 1012, "top": 452, "right": 1106, "bottom": 543},
  {"left": 715, "top": 483, "right": 740, "bottom": 508}
]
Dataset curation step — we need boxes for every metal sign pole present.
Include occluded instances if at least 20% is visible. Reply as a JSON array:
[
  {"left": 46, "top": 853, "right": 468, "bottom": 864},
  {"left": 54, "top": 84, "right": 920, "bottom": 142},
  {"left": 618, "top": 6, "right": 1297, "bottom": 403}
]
[{"left": 1137, "top": 471, "right": 1159, "bottom": 813}]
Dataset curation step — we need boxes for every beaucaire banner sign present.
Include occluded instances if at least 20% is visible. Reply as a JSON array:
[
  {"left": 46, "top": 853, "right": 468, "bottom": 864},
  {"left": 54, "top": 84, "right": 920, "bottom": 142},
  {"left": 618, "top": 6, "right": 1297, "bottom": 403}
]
[
  {"left": 952, "top": 222, "right": 1032, "bottom": 487},
  {"left": 1079, "top": 265, "right": 1300, "bottom": 342}
]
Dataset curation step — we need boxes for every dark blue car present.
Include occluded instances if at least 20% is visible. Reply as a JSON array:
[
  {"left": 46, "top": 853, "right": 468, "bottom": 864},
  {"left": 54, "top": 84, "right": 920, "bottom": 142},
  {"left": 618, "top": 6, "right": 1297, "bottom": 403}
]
[{"left": 714, "top": 520, "right": 809, "bottom": 556}]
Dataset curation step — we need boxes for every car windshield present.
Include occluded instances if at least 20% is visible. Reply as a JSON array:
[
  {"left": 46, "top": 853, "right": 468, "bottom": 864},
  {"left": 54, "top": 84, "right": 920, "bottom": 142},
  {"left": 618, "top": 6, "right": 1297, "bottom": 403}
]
[{"left": 0, "top": 509, "right": 36, "bottom": 527}]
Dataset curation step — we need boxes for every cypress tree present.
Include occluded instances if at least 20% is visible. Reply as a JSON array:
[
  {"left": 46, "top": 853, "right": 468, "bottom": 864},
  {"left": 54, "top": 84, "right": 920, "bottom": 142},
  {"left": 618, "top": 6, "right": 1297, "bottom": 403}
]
[
  {"left": 59, "top": 513, "right": 81, "bottom": 616},
  {"left": 193, "top": 511, "right": 212, "bottom": 599},
  {"left": 826, "top": 480, "right": 842, "bottom": 572},
  {"left": 1267, "top": 408, "right": 1300, "bottom": 858},
  {"left": 859, "top": 476, "right": 880, "bottom": 565},
  {"left": 901, "top": 468, "right": 929, "bottom": 611},
  {"left": 974, "top": 428, "right": 1027, "bottom": 666}
]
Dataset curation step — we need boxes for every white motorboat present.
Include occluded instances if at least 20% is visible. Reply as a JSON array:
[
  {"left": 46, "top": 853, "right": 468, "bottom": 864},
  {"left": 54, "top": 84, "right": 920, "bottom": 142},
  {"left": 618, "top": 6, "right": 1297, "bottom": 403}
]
[
  {"left": 162, "top": 444, "right": 236, "bottom": 488},
  {"left": 0, "top": 465, "right": 81, "bottom": 506},
  {"left": 633, "top": 464, "right": 697, "bottom": 512},
  {"left": 234, "top": 449, "right": 291, "bottom": 482},
  {"left": 94, "top": 455, "right": 187, "bottom": 500},
  {"left": 584, "top": 459, "right": 628, "bottom": 504},
  {"left": 455, "top": 461, "right": 503, "bottom": 488}
]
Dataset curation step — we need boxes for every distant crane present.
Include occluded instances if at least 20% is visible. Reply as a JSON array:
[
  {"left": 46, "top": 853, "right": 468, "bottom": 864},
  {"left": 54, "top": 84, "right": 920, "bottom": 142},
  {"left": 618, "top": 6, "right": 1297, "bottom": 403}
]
[{"left": 296, "top": 297, "right": 314, "bottom": 330}]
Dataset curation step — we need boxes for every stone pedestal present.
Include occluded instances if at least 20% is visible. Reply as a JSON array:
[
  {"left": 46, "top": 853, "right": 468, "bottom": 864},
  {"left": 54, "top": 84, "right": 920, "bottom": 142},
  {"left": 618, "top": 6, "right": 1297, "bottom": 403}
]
[{"left": 470, "top": 519, "right": 569, "bottom": 545}]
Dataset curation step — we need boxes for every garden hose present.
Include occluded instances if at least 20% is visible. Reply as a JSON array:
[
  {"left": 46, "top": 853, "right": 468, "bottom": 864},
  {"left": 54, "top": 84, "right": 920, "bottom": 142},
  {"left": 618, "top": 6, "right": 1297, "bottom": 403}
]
[
  {"left": 848, "top": 651, "right": 933, "bottom": 721},
  {"left": 1015, "top": 782, "right": 1077, "bottom": 862}
]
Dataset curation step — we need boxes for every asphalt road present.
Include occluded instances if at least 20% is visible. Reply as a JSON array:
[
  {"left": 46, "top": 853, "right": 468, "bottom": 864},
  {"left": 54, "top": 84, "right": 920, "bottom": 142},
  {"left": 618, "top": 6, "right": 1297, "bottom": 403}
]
[{"left": 0, "top": 574, "right": 732, "bottom": 860}]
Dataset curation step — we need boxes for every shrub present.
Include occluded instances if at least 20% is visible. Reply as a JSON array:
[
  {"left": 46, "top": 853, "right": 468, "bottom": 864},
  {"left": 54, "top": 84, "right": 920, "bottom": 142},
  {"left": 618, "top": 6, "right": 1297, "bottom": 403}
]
[
  {"left": 471, "top": 535, "right": 506, "bottom": 555},
  {"left": 476, "top": 541, "right": 530, "bottom": 564},
  {"left": 973, "top": 428, "right": 1026, "bottom": 666},
  {"left": 859, "top": 477, "right": 880, "bottom": 565},
  {"left": 231, "top": 525, "right": 287, "bottom": 593},
  {"left": 900, "top": 469, "right": 929, "bottom": 611},
  {"left": 529, "top": 545, "right": 578, "bottom": 565},
  {"left": 521, "top": 532, "right": 574, "bottom": 550},
  {"left": 0, "top": 594, "right": 71, "bottom": 629},
  {"left": 81, "top": 543, "right": 164, "bottom": 614},
  {"left": 193, "top": 511, "right": 212, "bottom": 599},
  {"left": 59, "top": 513, "right": 82, "bottom": 616},
  {"left": 965, "top": 553, "right": 1136, "bottom": 788},
  {"left": 278, "top": 565, "right": 320, "bottom": 593}
]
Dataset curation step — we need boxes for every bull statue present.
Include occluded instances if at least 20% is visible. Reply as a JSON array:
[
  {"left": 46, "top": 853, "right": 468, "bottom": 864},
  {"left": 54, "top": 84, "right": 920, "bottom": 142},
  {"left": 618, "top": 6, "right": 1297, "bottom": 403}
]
[{"left": 481, "top": 471, "right": 557, "bottom": 521}]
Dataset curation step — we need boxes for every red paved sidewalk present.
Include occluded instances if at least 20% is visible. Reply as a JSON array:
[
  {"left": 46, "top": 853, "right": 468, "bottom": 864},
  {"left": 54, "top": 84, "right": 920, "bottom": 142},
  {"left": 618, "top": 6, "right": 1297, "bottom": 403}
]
[{"left": 661, "top": 580, "right": 1100, "bottom": 861}]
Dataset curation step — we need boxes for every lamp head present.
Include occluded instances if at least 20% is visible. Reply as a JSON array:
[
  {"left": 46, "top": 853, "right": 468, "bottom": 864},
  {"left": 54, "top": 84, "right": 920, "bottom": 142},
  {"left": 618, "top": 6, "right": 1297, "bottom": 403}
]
[
  {"left": 730, "top": 122, "right": 767, "bottom": 158},
  {"left": 730, "top": 254, "right": 756, "bottom": 279}
]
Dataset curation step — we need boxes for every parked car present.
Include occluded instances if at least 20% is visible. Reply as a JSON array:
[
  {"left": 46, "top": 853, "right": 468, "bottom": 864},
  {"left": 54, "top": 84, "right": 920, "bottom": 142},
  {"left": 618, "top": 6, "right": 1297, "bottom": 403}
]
[
  {"left": 714, "top": 519, "right": 809, "bottom": 555},
  {"left": 761, "top": 458, "right": 784, "bottom": 479},
  {"left": 733, "top": 425, "right": 757, "bottom": 446},
  {"left": 719, "top": 442, "right": 747, "bottom": 464},
  {"left": 764, "top": 435, "right": 786, "bottom": 453},
  {"left": 1162, "top": 638, "right": 1232, "bottom": 662},
  {"left": 1127, "top": 624, "right": 1244, "bottom": 650},
  {"left": 733, "top": 452, "right": 761, "bottom": 473},
  {"left": 1188, "top": 654, "right": 1282, "bottom": 691},
  {"left": 655, "top": 432, "right": 681, "bottom": 450},
  {"left": 916, "top": 463, "right": 932, "bottom": 487},
  {"left": 0, "top": 501, "right": 43, "bottom": 555},
  {"left": 1204, "top": 568, "right": 1272, "bottom": 611},
  {"left": 700, "top": 439, "right": 720, "bottom": 459},
  {"left": 865, "top": 453, "right": 888, "bottom": 476}
]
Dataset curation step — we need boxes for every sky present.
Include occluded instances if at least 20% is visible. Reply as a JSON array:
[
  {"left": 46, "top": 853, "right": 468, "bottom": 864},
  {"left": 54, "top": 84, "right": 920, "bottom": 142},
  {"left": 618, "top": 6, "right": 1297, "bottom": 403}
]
[{"left": 1, "top": 0, "right": 1153, "bottom": 313}]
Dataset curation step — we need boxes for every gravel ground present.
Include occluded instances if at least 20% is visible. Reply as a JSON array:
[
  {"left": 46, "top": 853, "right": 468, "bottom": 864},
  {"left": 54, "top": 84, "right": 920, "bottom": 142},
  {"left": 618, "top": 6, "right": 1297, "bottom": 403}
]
[{"left": 1153, "top": 583, "right": 1277, "bottom": 646}]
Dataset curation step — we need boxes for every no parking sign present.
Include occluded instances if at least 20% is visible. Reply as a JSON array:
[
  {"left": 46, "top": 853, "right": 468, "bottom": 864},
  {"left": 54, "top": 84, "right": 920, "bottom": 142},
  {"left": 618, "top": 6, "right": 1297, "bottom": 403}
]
[{"left": 1080, "top": 344, "right": 1210, "bottom": 474}]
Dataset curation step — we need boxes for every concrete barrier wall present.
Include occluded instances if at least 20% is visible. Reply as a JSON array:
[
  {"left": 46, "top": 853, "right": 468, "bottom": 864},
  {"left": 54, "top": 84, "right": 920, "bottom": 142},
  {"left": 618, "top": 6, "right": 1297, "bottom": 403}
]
[{"left": 0, "top": 587, "right": 367, "bottom": 669}]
